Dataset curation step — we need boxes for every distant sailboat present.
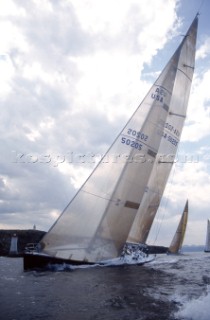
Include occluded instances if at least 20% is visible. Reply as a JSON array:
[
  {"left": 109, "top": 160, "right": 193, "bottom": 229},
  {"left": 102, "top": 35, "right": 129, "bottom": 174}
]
[
  {"left": 204, "top": 220, "right": 210, "bottom": 252},
  {"left": 168, "top": 200, "right": 188, "bottom": 254},
  {"left": 23, "top": 15, "right": 198, "bottom": 270}
]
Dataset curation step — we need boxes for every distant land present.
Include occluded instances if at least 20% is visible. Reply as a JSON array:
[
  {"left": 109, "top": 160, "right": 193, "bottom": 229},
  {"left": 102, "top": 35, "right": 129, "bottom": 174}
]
[
  {"left": 181, "top": 245, "right": 205, "bottom": 252},
  {"left": 0, "top": 229, "right": 45, "bottom": 256},
  {"left": 0, "top": 229, "right": 205, "bottom": 257}
]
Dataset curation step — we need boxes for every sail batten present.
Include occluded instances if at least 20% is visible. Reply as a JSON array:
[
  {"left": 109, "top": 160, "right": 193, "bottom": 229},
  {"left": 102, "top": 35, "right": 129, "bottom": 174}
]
[{"left": 169, "top": 112, "right": 186, "bottom": 118}]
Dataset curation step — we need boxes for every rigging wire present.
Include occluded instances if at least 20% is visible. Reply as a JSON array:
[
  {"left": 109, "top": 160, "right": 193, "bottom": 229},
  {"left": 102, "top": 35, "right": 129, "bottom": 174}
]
[
  {"left": 151, "top": 161, "right": 177, "bottom": 246},
  {"left": 198, "top": 0, "right": 206, "bottom": 14},
  {"left": 150, "top": 142, "right": 184, "bottom": 247}
]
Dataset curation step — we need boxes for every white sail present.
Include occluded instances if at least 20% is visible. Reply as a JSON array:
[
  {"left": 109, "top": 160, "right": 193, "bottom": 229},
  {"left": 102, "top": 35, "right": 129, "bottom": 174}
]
[
  {"left": 38, "top": 16, "right": 198, "bottom": 264},
  {"left": 204, "top": 220, "right": 210, "bottom": 252},
  {"left": 40, "top": 67, "right": 171, "bottom": 262},
  {"left": 168, "top": 200, "right": 188, "bottom": 254},
  {"left": 127, "top": 16, "right": 198, "bottom": 245}
]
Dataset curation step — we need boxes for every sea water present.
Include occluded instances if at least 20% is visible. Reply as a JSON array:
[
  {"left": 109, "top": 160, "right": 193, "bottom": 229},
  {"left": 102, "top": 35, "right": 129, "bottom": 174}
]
[{"left": 0, "top": 252, "right": 209, "bottom": 320}]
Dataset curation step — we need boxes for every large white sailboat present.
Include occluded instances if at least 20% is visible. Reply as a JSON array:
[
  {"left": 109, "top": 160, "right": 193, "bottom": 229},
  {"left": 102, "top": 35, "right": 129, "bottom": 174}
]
[{"left": 24, "top": 15, "right": 198, "bottom": 270}]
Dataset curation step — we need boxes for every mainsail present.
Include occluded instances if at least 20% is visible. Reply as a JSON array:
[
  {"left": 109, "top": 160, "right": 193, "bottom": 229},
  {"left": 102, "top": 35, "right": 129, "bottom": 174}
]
[
  {"left": 126, "top": 16, "right": 198, "bottom": 246},
  {"left": 36, "top": 16, "right": 198, "bottom": 264},
  {"left": 168, "top": 200, "right": 188, "bottom": 254},
  {"left": 204, "top": 220, "right": 210, "bottom": 252}
]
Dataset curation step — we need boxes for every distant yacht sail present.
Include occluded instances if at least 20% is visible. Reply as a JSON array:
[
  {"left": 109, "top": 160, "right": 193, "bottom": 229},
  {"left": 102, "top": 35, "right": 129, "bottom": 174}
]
[
  {"left": 168, "top": 200, "right": 188, "bottom": 254},
  {"left": 23, "top": 15, "right": 198, "bottom": 270},
  {"left": 204, "top": 220, "right": 210, "bottom": 252}
]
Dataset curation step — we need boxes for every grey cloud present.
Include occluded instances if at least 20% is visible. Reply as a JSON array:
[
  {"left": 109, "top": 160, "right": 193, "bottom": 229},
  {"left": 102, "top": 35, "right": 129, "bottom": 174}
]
[{"left": 0, "top": 1, "right": 179, "bottom": 232}]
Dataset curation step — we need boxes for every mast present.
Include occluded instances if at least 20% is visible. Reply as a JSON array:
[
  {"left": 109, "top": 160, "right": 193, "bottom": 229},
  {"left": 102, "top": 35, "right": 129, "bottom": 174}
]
[
  {"left": 168, "top": 200, "right": 188, "bottom": 254},
  {"left": 126, "top": 15, "right": 198, "bottom": 246}
]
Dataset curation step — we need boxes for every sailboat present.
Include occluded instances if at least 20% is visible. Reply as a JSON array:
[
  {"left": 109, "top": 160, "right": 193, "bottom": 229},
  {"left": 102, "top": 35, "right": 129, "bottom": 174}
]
[
  {"left": 168, "top": 200, "right": 188, "bottom": 254},
  {"left": 204, "top": 220, "right": 210, "bottom": 252},
  {"left": 23, "top": 15, "right": 198, "bottom": 270}
]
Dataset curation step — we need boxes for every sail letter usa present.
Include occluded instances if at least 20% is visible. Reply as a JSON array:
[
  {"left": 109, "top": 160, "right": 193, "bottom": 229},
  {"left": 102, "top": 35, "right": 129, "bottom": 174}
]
[{"left": 151, "top": 86, "right": 167, "bottom": 103}]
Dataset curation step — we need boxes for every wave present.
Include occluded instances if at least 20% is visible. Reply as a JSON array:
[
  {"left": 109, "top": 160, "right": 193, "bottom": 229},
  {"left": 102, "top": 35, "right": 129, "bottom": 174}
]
[{"left": 175, "top": 286, "right": 210, "bottom": 320}]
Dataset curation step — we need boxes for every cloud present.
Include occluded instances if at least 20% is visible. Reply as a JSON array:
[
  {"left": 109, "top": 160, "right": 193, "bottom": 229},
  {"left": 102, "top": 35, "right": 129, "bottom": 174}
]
[
  {"left": 196, "top": 37, "right": 210, "bottom": 59},
  {"left": 182, "top": 69, "right": 210, "bottom": 142}
]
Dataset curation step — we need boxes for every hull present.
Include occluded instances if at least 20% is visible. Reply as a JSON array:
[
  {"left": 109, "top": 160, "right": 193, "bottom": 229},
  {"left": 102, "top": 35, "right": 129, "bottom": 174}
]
[
  {"left": 23, "top": 253, "right": 93, "bottom": 271},
  {"left": 23, "top": 249, "right": 154, "bottom": 271}
]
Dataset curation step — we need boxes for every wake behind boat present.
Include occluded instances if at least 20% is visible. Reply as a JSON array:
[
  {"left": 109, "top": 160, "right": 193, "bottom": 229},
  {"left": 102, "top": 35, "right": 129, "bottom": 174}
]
[{"left": 23, "top": 15, "right": 198, "bottom": 271}]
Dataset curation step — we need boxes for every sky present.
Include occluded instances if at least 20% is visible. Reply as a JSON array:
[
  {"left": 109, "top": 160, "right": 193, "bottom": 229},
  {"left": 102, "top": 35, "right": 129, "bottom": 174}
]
[{"left": 0, "top": 0, "right": 210, "bottom": 247}]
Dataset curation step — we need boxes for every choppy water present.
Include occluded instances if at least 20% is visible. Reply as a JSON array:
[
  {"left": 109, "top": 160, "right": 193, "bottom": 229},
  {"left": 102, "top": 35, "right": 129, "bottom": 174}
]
[{"left": 0, "top": 252, "right": 210, "bottom": 320}]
